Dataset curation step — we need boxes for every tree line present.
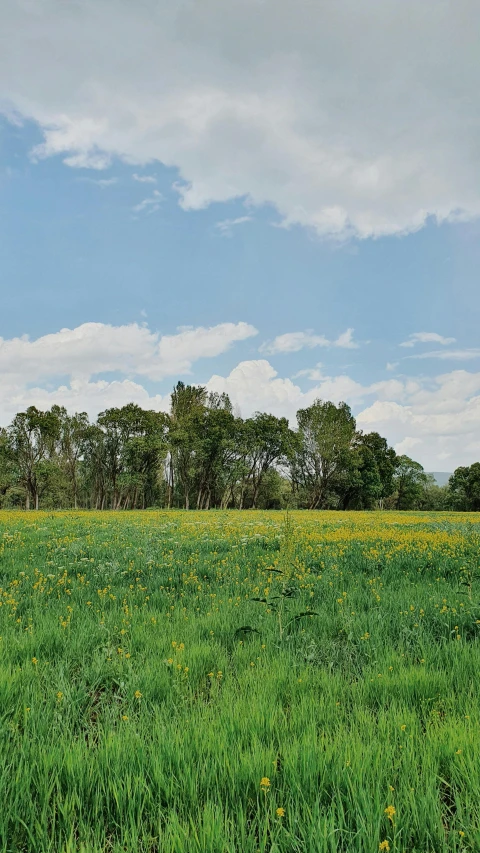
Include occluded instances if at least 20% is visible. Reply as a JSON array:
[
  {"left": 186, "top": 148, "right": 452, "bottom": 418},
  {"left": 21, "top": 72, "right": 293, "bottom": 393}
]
[{"left": 0, "top": 382, "right": 477, "bottom": 511}]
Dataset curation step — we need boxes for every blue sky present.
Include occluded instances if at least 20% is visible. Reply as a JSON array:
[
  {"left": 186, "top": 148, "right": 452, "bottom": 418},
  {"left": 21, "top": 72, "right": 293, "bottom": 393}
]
[{"left": 1, "top": 0, "right": 480, "bottom": 470}]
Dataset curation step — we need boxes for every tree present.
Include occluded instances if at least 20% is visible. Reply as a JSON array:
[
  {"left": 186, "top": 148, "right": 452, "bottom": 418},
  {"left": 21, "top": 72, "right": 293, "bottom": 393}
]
[
  {"left": 96, "top": 404, "right": 168, "bottom": 509},
  {"left": 392, "top": 455, "right": 428, "bottom": 510},
  {"left": 449, "top": 463, "right": 480, "bottom": 511},
  {"left": 341, "top": 442, "right": 382, "bottom": 510},
  {"left": 292, "top": 401, "right": 357, "bottom": 509},
  {"left": 193, "top": 394, "right": 236, "bottom": 509},
  {"left": 417, "top": 476, "right": 449, "bottom": 511},
  {"left": 7, "top": 407, "right": 60, "bottom": 509},
  {"left": 52, "top": 406, "right": 90, "bottom": 509},
  {"left": 0, "top": 427, "right": 19, "bottom": 507},
  {"left": 168, "top": 382, "right": 208, "bottom": 509},
  {"left": 1, "top": 390, "right": 438, "bottom": 512},
  {"left": 239, "top": 413, "right": 292, "bottom": 509},
  {"left": 360, "top": 432, "right": 397, "bottom": 506}
]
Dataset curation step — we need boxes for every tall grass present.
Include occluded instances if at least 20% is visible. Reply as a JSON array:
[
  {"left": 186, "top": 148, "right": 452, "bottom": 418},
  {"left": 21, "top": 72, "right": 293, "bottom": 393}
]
[{"left": 0, "top": 510, "right": 479, "bottom": 852}]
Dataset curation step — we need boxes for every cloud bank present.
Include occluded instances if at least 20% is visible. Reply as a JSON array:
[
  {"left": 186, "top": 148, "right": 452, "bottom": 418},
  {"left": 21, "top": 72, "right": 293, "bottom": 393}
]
[{"left": 2, "top": 0, "right": 480, "bottom": 238}]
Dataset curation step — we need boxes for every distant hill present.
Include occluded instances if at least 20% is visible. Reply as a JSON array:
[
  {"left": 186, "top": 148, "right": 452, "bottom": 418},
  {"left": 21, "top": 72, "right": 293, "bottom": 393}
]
[{"left": 427, "top": 472, "right": 452, "bottom": 487}]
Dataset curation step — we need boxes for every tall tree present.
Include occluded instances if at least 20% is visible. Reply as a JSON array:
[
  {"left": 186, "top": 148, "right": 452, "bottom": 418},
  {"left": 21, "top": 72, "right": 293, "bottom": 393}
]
[
  {"left": 449, "top": 463, "right": 480, "bottom": 511},
  {"left": 96, "top": 404, "right": 168, "bottom": 509},
  {"left": 168, "top": 383, "right": 208, "bottom": 509},
  {"left": 7, "top": 407, "right": 60, "bottom": 509},
  {"left": 52, "top": 406, "right": 90, "bottom": 509},
  {"left": 292, "top": 400, "right": 357, "bottom": 509},
  {"left": 393, "top": 455, "right": 428, "bottom": 510},
  {"left": 360, "top": 432, "right": 397, "bottom": 506},
  {"left": 341, "top": 442, "right": 382, "bottom": 510},
  {"left": 193, "top": 393, "right": 236, "bottom": 509},
  {"left": 239, "top": 413, "right": 292, "bottom": 509}
]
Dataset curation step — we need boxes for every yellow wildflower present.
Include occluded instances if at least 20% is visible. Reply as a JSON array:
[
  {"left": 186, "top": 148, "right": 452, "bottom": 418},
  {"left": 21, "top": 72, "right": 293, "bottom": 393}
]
[{"left": 384, "top": 805, "right": 396, "bottom": 823}]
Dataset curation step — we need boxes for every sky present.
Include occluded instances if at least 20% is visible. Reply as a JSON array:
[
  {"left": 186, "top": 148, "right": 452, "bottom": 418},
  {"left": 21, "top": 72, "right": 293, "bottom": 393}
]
[{"left": 1, "top": 0, "right": 480, "bottom": 471}]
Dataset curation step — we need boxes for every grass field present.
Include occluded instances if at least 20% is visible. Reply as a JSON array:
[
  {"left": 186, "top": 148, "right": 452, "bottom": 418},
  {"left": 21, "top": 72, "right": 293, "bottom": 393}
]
[{"left": 1, "top": 510, "right": 480, "bottom": 853}]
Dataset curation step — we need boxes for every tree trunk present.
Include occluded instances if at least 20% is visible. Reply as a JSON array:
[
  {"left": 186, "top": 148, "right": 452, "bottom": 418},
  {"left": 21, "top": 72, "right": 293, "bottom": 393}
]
[{"left": 167, "top": 463, "right": 174, "bottom": 508}]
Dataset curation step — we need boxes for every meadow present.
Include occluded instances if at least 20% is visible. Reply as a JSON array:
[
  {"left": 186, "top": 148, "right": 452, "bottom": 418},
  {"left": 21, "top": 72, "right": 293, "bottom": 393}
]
[{"left": 1, "top": 509, "right": 480, "bottom": 853}]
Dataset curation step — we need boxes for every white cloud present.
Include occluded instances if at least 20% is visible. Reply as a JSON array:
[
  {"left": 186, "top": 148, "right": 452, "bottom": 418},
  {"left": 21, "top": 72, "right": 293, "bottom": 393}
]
[
  {"left": 0, "top": 320, "right": 258, "bottom": 415},
  {"left": 94, "top": 177, "right": 117, "bottom": 188},
  {"left": 394, "top": 436, "right": 422, "bottom": 455},
  {"left": 333, "top": 328, "right": 358, "bottom": 349},
  {"left": 260, "top": 328, "right": 359, "bottom": 355},
  {"left": 400, "top": 332, "right": 456, "bottom": 348},
  {"left": 293, "top": 363, "right": 325, "bottom": 381},
  {"left": 2, "top": 0, "right": 480, "bottom": 238},
  {"left": 356, "top": 370, "right": 480, "bottom": 469},
  {"left": 133, "top": 189, "right": 163, "bottom": 214},
  {"left": 8, "top": 378, "right": 168, "bottom": 422},
  {"left": 405, "top": 348, "right": 480, "bottom": 361},
  {"left": 132, "top": 173, "right": 157, "bottom": 184},
  {"left": 79, "top": 176, "right": 118, "bottom": 188},
  {"left": 208, "top": 361, "right": 480, "bottom": 468},
  {"left": 215, "top": 215, "right": 252, "bottom": 236},
  {"left": 260, "top": 331, "right": 330, "bottom": 355},
  {"left": 207, "top": 359, "right": 377, "bottom": 420}
]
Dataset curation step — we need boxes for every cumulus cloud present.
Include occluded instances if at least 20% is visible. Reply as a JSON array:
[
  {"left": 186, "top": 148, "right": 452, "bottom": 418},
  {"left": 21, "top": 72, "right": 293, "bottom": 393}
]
[
  {"left": 207, "top": 361, "right": 480, "bottom": 468},
  {"left": 334, "top": 328, "right": 359, "bottom": 349},
  {"left": 357, "top": 370, "right": 480, "bottom": 469},
  {"left": 0, "top": 320, "right": 258, "bottom": 393},
  {"left": 400, "top": 332, "right": 456, "bottom": 348},
  {"left": 260, "top": 328, "right": 359, "bottom": 355},
  {"left": 207, "top": 359, "right": 390, "bottom": 420},
  {"left": 2, "top": 0, "right": 480, "bottom": 238},
  {"left": 7, "top": 378, "right": 168, "bottom": 423}
]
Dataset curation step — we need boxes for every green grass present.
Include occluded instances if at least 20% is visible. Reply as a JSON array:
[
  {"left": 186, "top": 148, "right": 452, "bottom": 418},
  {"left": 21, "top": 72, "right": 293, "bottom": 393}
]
[{"left": 0, "top": 509, "right": 480, "bottom": 852}]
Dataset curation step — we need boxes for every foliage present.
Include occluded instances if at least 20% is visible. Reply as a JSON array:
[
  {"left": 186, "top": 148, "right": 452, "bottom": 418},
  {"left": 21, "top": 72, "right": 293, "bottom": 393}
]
[
  {"left": 449, "top": 463, "right": 480, "bottom": 511},
  {"left": 392, "top": 455, "right": 429, "bottom": 510},
  {"left": 1, "top": 389, "right": 478, "bottom": 511}
]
